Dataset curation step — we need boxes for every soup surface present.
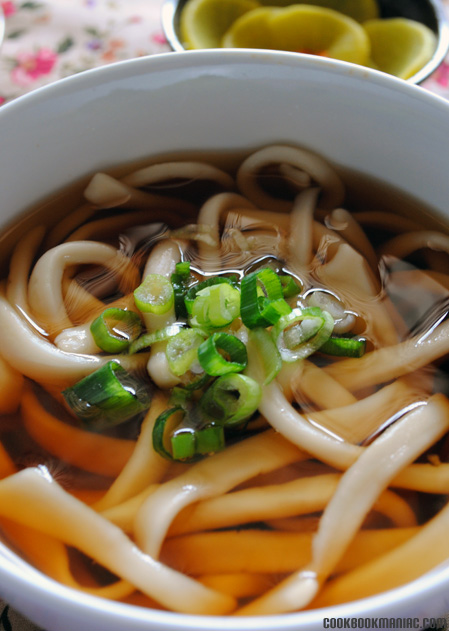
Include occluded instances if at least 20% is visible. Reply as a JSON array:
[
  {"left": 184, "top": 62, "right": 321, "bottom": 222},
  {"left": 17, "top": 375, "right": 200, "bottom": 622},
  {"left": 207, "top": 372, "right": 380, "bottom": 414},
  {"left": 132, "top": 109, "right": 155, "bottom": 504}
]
[{"left": 0, "top": 144, "right": 448, "bottom": 616}]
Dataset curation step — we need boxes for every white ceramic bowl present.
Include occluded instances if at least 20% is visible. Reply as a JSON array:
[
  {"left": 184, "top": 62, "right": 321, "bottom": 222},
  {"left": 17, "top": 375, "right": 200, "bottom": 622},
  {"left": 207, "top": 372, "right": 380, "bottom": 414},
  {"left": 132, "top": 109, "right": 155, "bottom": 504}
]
[{"left": 1, "top": 50, "right": 449, "bottom": 631}]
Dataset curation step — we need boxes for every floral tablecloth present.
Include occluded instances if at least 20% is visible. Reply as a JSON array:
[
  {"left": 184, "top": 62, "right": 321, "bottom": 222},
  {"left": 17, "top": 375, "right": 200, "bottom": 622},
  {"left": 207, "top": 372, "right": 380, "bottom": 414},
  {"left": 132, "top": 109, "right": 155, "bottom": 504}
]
[{"left": 1, "top": 0, "right": 449, "bottom": 629}]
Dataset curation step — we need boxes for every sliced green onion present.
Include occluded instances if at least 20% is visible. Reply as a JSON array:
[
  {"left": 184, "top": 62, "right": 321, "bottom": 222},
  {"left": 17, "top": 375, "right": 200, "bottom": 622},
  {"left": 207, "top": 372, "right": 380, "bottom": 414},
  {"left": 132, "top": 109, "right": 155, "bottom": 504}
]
[
  {"left": 240, "top": 268, "right": 291, "bottom": 328},
  {"left": 249, "top": 327, "right": 282, "bottom": 384},
  {"left": 273, "top": 307, "right": 334, "bottom": 362},
  {"left": 200, "top": 373, "right": 261, "bottom": 426},
  {"left": 195, "top": 425, "right": 225, "bottom": 455},
  {"left": 153, "top": 406, "right": 187, "bottom": 461},
  {"left": 280, "top": 274, "right": 302, "bottom": 299},
  {"left": 153, "top": 407, "right": 224, "bottom": 462},
  {"left": 90, "top": 308, "right": 142, "bottom": 353},
  {"left": 134, "top": 274, "right": 174, "bottom": 314},
  {"left": 184, "top": 276, "right": 238, "bottom": 315},
  {"left": 198, "top": 332, "right": 247, "bottom": 376},
  {"left": 174, "top": 261, "right": 191, "bottom": 279},
  {"left": 129, "top": 324, "right": 184, "bottom": 354},
  {"left": 320, "top": 336, "right": 366, "bottom": 358},
  {"left": 171, "top": 262, "right": 191, "bottom": 319},
  {"left": 171, "top": 428, "right": 196, "bottom": 460},
  {"left": 63, "top": 361, "right": 151, "bottom": 430},
  {"left": 165, "top": 328, "right": 207, "bottom": 376},
  {"left": 190, "top": 282, "right": 240, "bottom": 328}
]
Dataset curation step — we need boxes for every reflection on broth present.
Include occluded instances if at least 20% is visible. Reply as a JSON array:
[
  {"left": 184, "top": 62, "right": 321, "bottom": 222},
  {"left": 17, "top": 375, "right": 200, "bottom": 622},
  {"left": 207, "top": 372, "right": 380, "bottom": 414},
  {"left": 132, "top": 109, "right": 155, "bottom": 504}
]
[{"left": 0, "top": 144, "right": 448, "bottom": 616}]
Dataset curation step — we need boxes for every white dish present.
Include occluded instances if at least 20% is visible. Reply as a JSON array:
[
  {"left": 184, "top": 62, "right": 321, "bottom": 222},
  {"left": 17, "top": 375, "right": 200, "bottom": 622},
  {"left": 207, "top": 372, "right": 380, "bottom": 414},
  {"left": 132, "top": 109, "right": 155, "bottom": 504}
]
[{"left": 1, "top": 49, "right": 449, "bottom": 631}]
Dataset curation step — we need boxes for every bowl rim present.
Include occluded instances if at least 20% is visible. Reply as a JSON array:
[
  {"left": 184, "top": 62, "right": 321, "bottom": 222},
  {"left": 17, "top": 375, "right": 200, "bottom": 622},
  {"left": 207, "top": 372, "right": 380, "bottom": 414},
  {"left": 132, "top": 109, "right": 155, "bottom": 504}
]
[
  {"left": 160, "top": 0, "right": 449, "bottom": 84},
  {"left": 1, "top": 48, "right": 449, "bottom": 630}
]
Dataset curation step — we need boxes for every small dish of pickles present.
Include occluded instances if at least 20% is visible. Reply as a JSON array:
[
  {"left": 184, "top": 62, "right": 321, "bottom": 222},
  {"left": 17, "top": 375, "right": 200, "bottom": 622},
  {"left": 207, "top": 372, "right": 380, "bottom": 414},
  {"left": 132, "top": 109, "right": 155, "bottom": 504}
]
[{"left": 161, "top": 0, "right": 449, "bottom": 83}]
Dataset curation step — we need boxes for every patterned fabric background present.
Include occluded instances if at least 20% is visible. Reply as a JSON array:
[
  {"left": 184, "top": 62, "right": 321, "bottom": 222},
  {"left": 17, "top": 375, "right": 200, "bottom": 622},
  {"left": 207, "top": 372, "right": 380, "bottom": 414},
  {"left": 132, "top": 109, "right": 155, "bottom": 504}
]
[{"left": 1, "top": 0, "right": 449, "bottom": 629}]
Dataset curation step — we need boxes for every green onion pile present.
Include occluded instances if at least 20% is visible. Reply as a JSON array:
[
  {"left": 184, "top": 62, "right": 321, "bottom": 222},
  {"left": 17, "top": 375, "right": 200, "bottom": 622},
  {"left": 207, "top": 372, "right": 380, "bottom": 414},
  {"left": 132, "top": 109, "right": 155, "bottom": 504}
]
[{"left": 63, "top": 263, "right": 366, "bottom": 462}]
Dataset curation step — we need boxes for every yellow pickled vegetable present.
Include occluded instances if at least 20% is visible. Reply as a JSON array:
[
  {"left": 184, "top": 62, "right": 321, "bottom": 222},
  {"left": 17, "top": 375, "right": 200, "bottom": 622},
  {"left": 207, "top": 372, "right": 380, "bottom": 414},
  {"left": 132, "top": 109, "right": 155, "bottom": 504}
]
[
  {"left": 180, "top": 0, "right": 260, "bottom": 49},
  {"left": 364, "top": 18, "right": 437, "bottom": 80},
  {"left": 222, "top": 5, "right": 371, "bottom": 66},
  {"left": 257, "top": 0, "right": 379, "bottom": 23}
]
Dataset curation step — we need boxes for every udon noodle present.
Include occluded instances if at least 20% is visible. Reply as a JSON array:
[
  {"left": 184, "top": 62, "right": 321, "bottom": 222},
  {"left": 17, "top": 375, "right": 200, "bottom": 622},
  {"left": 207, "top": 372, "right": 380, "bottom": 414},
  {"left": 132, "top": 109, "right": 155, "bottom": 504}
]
[{"left": 0, "top": 144, "right": 449, "bottom": 615}]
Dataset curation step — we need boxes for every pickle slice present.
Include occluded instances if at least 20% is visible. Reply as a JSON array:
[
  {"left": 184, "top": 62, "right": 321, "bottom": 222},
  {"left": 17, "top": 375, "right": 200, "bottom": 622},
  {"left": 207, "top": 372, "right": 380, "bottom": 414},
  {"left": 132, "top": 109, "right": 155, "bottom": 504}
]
[
  {"left": 180, "top": 0, "right": 260, "bottom": 49},
  {"left": 222, "top": 5, "right": 371, "bottom": 66},
  {"left": 257, "top": 0, "right": 379, "bottom": 23},
  {"left": 364, "top": 18, "right": 437, "bottom": 79}
]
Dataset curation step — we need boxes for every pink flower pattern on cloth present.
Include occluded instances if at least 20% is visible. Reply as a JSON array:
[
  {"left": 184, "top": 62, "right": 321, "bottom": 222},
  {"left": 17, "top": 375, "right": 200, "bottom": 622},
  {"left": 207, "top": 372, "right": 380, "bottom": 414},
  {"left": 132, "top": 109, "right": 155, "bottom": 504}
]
[{"left": 0, "top": 1, "right": 449, "bottom": 630}]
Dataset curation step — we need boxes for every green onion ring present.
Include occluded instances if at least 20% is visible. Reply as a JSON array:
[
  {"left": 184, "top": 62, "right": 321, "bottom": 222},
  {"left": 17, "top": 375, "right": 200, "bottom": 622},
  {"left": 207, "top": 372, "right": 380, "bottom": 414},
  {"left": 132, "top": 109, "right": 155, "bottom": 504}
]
[
  {"left": 90, "top": 308, "right": 142, "bottom": 353},
  {"left": 200, "top": 373, "right": 261, "bottom": 426},
  {"left": 198, "top": 332, "right": 247, "bottom": 376}
]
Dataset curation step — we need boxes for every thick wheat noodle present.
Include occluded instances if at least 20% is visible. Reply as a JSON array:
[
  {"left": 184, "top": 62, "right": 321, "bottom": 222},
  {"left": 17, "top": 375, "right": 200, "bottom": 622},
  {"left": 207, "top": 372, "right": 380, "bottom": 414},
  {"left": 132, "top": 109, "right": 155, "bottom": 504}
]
[
  {"left": 226, "top": 207, "right": 290, "bottom": 232},
  {"left": 21, "top": 385, "right": 134, "bottom": 477},
  {"left": 198, "top": 573, "right": 274, "bottom": 599},
  {"left": 328, "top": 207, "right": 379, "bottom": 273},
  {"left": 312, "top": 497, "right": 449, "bottom": 607},
  {"left": 134, "top": 430, "right": 306, "bottom": 558},
  {"left": 28, "top": 241, "right": 138, "bottom": 336},
  {"left": 236, "top": 145, "right": 345, "bottom": 211},
  {"left": 0, "top": 467, "right": 236, "bottom": 615},
  {"left": 61, "top": 273, "right": 104, "bottom": 319},
  {"left": 100, "top": 485, "right": 158, "bottom": 532},
  {"left": 279, "top": 162, "right": 312, "bottom": 189},
  {"left": 0, "top": 443, "right": 16, "bottom": 479},
  {"left": 325, "top": 318, "right": 449, "bottom": 392},
  {"left": 237, "top": 394, "right": 449, "bottom": 615},
  {"left": 352, "top": 210, "right": 424, "bottom": 233},
  {"left": 84, "top": 172, "right": 196, "bottom": 215},
  {"left": 196, "top": 192, "right": 257, "bottom": 272},
  {"left": 168, "top": 473, "right": 416, "bottom": 537},
  {"left": 93, "top": 392, "right": 170, "bottom": 511},
  {"left": 6, "top": 226, "right": 45, "bottom": 312},
  {"left": 121, "top": 160, "right": 235, "bottom": 191},
  {"left": 304, "top": 378, "right": 423, "bottom": 443},
  {"left": 143, "top": 239, "right": 181, "bottom": 388},
  {"left": 425, "top": 269, "right": 449, "bottom": 290},
  {"left": 379, "top": 230, "right": 449, "bottom": 259},
  {"left": 0, "top": 290, "right": 149, "bottom": 384},
  {"left": 0, "top": 353, "right": 24, "bottom": 416},
  {"left": 252, "top": 371, "right": 363, "bottom": 470},
  {"left": 45, "top": 203, "right": 98, "bottom": 249},
  {"left": 288, "top": 188, "right": 320, "bottom": 269},
  {"left": 162, "top": 528, "right": 418, "bottom": 577},
  {"left": 66, "top": 210, "right": 181, "bottom": 242},
  {"left": 55, "top": 293, "right": 138, "bottom": 355},
  {"left": 314, "top": 243, "right": 400, "bottom": 347},
  {"left": 387, "top": 268, "right": 449, "bottom": 299},
  {"left": 279, "top": 360, "right": 357, "bottom": 409},
  {"left": 254, "top": 371, "right": 449, "bottom": 491},
  {"left": 0, "top": 519, "right": 136, "bottom": 599}
]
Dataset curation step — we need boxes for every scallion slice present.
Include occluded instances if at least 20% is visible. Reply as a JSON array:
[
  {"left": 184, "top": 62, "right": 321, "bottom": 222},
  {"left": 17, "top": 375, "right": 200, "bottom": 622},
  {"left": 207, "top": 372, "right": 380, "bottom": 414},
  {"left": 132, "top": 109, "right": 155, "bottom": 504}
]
[
  {"left": 184, "top": 276, "right": 238, "bottom": 315},
  {"left": 240, "top": 268, "right": 291, "bottom": 328},
  {"left": 153, "top": 407, "right": 224, "bottom": 462},
  {"left": 90, "top": 308, "right": 142, "bottom": 353},
  {"left": 134, "top": 274, "right": 174, "bottom": 314},
  {"left": 248, "top": 327, "right": 282, "bottom": 384},
  {"left": 171, "top": 261, "right": 191, "bottom": 319},
  {"left": 200, "top": 373, "right": 261, "bottom": 426},
  {"left": 189, "top": 282, "right": 240, "bottom": 328},
  {"left": 279, "top": 274, "right": 302, "bottom": 299},
  {"left": 165, "top": 328, "right": 207, "bottom": 376},
  {"left": 62, "top": 361, "right": 152, "bottom": 430},
  {"left": 273, "top": 307, "right": 334, "bottom": 362},
  {"left": 320, "top": 335, "right": 366, "bottom": 358},
  {"left": 195, "top": 425, "right": 225, "bottom": 455},
  {"left": 129, "top": 323, "right": 184, "bottom": 354},
  {"left": 171, "top": 428, "right": 196, "bottom": 460},
  {"left": 198, "top": 332, "right": 247, "bottom": 376}
]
